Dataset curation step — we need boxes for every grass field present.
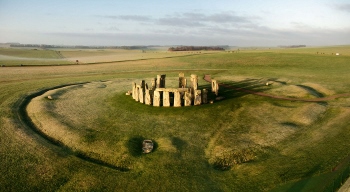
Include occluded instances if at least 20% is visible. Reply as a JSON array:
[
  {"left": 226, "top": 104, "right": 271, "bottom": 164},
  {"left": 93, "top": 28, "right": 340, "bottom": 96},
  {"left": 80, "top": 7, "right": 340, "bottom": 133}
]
[
  {"left": 0, "top": 47, "right": 209, "bottom": 66},
  {"left": 241, "top": 45, "right": 350, "bottom": 56},
  {"left": 0, "top": 47, "right": 72, "bottom": 66},
  {"left": 0, "top": 46, "right": 350, "bottom": 191}
]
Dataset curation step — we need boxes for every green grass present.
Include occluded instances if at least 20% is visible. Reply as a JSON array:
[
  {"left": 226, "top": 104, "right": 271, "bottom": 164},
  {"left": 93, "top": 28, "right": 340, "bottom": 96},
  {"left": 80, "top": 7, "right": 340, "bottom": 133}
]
[
  {"left": 0, "top": 48, "right": 73, "bottom": 66},
  {"left": 0, "top": 59, "right": 74, "bottom": 66},
  {"left": 1, "top": 46, "right": 350, "bottom": 191},
  {"left": 176, "top": 51, "right": 350, "bottom": 92},
  {"left": 0, "top": 47, "right": 64, "bottom": 59},
  {"left": 243, "top": 45, "right": 350, "bottom": 56}
]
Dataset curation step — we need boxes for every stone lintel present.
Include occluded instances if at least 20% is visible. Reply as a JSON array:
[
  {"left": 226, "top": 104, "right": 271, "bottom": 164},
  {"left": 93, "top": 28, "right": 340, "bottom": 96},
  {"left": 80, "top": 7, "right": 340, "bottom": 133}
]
[{"left": 155, "top": 88, "right": 189, "bottom": 92}]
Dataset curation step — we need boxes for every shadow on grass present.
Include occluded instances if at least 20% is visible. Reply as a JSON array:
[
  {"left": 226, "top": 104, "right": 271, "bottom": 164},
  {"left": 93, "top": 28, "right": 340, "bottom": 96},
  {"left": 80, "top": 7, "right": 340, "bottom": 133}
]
[
  {"left": 297, "top": 85, "right": 324, "bottom": 98},
  {"left": 285, "top": 164, "right": 322, "bottom": 192},
  {"left": 207, "top": 78, "right": 329, "bottom": 105},
  {"left": 75, "top": 151, "right": 130, "bottom": 172},
  {"left": 281, "top": 122, "right": 299, "bottom": 128},
  {"left": 171, "top": 137, "right": 187, "bottom": 152},
  {"left": 270, "top": 164, "right": 324, "bottom": 192},
  {"left": 211, "top": 78, "right": 270, "bottom": 102}
]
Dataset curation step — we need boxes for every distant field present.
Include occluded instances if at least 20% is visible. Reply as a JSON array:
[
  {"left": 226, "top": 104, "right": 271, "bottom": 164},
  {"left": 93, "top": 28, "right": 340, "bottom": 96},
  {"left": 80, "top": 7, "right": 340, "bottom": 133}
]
[
  {"left": 4, "top": 45, "right": 347, "bottom": 67},
  {"left": 1, "top": 46, "right": 350, "bottom": 191},
  {"left": 0, "top": 47, "right": 212, "bottom": 66},
  {"left": 0, "top": 47, "right": 64, "bottom": 58},
  {"left": 0, "top": 48, "right": 72, "bottom": 66},
  {"left": 241, "top": 45, "right": 350, "bottom": 56},
  {"left": 60, "top": 49, "right": 220, "bottom": 64}
]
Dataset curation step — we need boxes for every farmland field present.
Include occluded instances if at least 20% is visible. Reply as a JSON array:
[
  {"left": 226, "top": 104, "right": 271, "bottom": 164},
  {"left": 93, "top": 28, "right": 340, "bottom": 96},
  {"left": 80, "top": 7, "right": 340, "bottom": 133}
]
[
  {"left": 0, "top": 47, "right": 206, "bottom": 66},
  {"left": 1, "top": 46, "right": 350, "bottom": 191}
]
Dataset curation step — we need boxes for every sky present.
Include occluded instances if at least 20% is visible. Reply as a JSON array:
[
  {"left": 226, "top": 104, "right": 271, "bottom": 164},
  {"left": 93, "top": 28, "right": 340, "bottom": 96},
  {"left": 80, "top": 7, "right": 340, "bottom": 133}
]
[{"left": 1, "top": 0, "right": 350, "bottom": 46}]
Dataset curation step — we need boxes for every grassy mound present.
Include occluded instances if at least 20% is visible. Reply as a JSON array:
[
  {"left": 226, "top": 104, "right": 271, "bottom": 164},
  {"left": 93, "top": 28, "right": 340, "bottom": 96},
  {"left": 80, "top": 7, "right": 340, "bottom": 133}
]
[{"left": 25, "top": 70, "right": 349, "bottom": 190}]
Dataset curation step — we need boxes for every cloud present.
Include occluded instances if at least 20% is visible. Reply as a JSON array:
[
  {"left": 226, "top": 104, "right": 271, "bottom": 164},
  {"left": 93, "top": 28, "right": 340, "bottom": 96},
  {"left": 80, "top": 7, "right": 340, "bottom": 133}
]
[
  {"left": 156, "top": 12, "right": 256, "bottom": 27},
  {"left": 334, "top": 3, "right": 350, "bottom": 13},
  {"left": 106, "top": 26, "right": 120, "bottom": 31},
  {"left": 97, "top": 11, "right": 257, "bottom": 28},
  {"left": 207, "top": 12, "right": 252, "bottom": 24},
  {"left": 98, "top": 15, "right": 153, "bottom": 22},
  {"left": 182, "top": 12, "right": 206, "bottom": 20},
  {"left": 118, "top": 15, "right": 153, "bottom": 22},
  {"left": 157, "top": 17, "right": 205, "bottom": 27},
  {"left": 36, "top": 25, "right": 350, "bottom": 46},
  {"left": 41, "top": 10, "right": 350, "bottom": 46}
]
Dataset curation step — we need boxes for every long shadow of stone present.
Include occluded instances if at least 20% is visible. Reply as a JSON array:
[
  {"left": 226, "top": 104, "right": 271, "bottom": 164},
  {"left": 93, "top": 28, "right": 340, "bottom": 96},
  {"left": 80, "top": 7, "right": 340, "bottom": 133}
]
[
  {"left": 296, "top": 85, "right": 328, "bottom": 106},
  {"left": 297, "top": 85, "right": 324, "bottom": 98},
  {"left": 200, "top": 78, "right": 269, "bottom": 101},
  {"left": 281, "top": 122, "right": 299, "bottom": 128},
  {"left": 215, "top": 79, "right": 270, "bottom": 101}
]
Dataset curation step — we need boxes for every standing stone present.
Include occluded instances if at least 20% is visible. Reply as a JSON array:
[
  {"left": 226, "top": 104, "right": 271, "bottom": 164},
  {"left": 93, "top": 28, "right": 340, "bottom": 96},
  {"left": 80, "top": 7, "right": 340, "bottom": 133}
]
[
  {"left": 190, "top": 74, "right": 198, "bottom": 90},
  {"left": 163, "top": 91, "right": 170, "bottom": 107},
  {"left": 153, "top": 90, "right": 160, "bottom": 107},
  {"left": 211, "top": 79, "right": 219, "bottom": 96},
  {"left": 140, "top": 80, "right": 145, "bottom": 90},
  {"left": 202, "top": 89, "right": 208, "bottom": 104},
  {"left": 145, "top": 89, "right": 152, "bottom": 105},
  {"left": 174, "top": 90, "right": 181, "bottom": 107},
  {"left": 151, "top": 78, "right": 156, "bottom": 90},
  {"left": 132, "top": 82, "right": 137, "bottom": 100},
  {"left": 194, "top": 90, "right": 202, "bottom": 105},
  {"left": 135, "top": 86, "right": 140, "bottom": 102},
  {"left": 145, "top": 83, "right": 149, "bottom": 90},
  {"left": 160, "top": 74, "right": 166, "bottom": 88},
  {"left": 156, "top": 75, "right": 161, "bottom": 88},
  {"left": 149, "top": 89, "right": 154, "bottom": 102},
  {"left": 184, "top": 91, "right": 192, "bottom": 106},
  {"left": 139, "top": 86, "right": 144, "bottom": 103},
  {"left": 179, "top": 73, "right": 187, "bottom": 88}
]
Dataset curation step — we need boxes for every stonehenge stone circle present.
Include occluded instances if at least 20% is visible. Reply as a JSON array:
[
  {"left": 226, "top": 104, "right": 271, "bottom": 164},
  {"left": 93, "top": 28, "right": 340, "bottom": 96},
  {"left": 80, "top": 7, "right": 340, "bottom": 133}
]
[{"left": 129, "top": 73, "right": 219, "bottom": 107}]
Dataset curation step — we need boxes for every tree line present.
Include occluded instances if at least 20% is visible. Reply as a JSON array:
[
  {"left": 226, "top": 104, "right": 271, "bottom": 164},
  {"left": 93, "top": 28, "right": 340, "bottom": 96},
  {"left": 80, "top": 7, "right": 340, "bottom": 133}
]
[{"left": 168, "top": 46, "right": 225, "bottom": 51}]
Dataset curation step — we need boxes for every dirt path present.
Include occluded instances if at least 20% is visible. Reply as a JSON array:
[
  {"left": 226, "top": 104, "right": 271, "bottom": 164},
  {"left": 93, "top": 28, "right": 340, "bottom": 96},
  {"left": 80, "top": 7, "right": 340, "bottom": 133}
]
[{"left": 203, "top": 74, "right": 350, "bottom": 102}]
